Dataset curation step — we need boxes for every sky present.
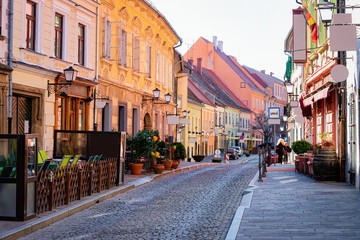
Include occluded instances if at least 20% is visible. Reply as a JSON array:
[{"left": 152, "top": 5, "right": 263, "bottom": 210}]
[{"left": 149, "top": 0, "right": 300, "bottom": 80}]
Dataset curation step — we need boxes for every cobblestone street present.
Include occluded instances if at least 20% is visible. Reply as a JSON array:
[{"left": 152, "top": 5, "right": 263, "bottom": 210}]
[{"left": 20, "top": 160, "right": 257, "bottom": 240}]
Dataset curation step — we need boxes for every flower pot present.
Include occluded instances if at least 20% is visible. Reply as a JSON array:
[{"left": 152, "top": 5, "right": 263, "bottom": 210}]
[
  {"left": 162, "top": 160, "right": 173, "bottom": 170},
  {"left": 154, "top": 164, "right": 165, "bottom": 174},
  {"left": 172, "top": 160, "right": 180, "bottom": 169},
  {"left": 130, "top": 163, "right": 143, "bottom": 175},
  {"left": 192, "top": 155, "right": 205, "bottom": 162}
]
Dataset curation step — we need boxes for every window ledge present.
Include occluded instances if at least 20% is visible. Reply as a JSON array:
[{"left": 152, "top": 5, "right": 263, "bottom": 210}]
[
  {"left": 117, "top": 64, "right": 128, "bottom": 72},
  {"left": 74, "top": 63, "right": 94, "bottom": 72},
  {"left": 0, "top": 35, "right": 6, "bottom": 41},
  {"left": 19, "top": 47, "right": 47, "bottom": 56}
]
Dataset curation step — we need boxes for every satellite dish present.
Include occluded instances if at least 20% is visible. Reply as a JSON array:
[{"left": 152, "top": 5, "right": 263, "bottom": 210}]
[{"left": 331, "top": 65, "right": 349, "bottom": 83}]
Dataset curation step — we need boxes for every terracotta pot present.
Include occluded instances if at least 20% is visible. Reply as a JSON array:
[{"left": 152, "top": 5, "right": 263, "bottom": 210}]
[
  {"left": 162, "top": 160, "right": 173, "bottom": 170},
  {"left": 130, "top": 163, "right": 143, "bottom": 175},
  {"left": 172, "top": 160, "right": 180, "bottom": 169},
  {"left": 154, "top": 164, "right": 165, "bottom": 174}
]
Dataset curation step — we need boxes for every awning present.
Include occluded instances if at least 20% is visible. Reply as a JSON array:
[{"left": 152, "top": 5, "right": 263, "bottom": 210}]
[
  {"left": 313, "top": 86, "right": 330, "bottom": 102},
  {"left": 303, "top": 86, "right": 331, "bottom": 106},
  {"left": 303, "top": 96, "right": 313, "bottom": 107}
]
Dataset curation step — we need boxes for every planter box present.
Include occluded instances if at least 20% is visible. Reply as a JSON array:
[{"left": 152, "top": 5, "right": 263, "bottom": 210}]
[
  {"left": 192, "top": 155, "right": 205, "bottom": 162},
  {"left": 212, "top": 158, "right": 222, "bottom": 163}
]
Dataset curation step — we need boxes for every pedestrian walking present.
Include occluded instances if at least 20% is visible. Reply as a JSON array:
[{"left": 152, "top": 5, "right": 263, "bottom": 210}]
[
  {"left": 284, "top": 143, "right": 292, "bottom": 164},
  {"left": 276, "top": 138, "right": 286, "bottom": 164}
]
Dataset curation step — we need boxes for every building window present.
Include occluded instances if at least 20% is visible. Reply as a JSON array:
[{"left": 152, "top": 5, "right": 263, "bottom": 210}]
[
  {"left": 0, "top": 0, "right": 2, "bottom": 35},
  {"left": 162, "top": 55, "right": 166, "bottom": 85},
  {"left": 156, "top": 52, "right": 160, "bottom": 82},
  {"left": 54, "top": 13, "right": 63, "bottom": 59},
  {"left": 79, "top": 101, "right": 85, "bottom": 130},
  {"left": 133, "top": 36, "right": 140, "bottom": 71},
  {"left": 57, "top": 97, "right": 65, "bottom": 130},
  {"left": 26, "top": 1, "right": 36, "bottom": 50},
  {"left": 78, "top": 23, "right": 85, "bottom": 66},
  {"left": 146, "top": 41, "right": 151, "bottom": 77},
  {"left": 168, "top": 61, "right": 172, "bottom": 90},
  {"left": 102, "top": 17, "right": 111, "bottom": 59}
]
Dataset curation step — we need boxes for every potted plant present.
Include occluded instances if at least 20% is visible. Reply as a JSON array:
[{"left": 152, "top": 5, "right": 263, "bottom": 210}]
[
  {"left": 172, "top": 142, "right": 186, "bottom": 169},
  {"left": 318, "top": 132, "right": 334, "bottom": 148},
  {"left": 291, "top": 140, "right": 312, "bottom": 155},
  {"left": 192, "top": 154, "right": 205, "bottom": 162},
  {"left": 126, "top": 130, "right": 156, "bottom": 175}
]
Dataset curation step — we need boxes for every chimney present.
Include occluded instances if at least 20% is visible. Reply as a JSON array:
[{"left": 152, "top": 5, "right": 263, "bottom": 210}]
[
  {"left": 218, "top": 41, "right": 223, "bottom": 52},
  {"left": 213, "top": 36, "right": 217, "bottom": 49},
  {"left": 188, "top": 59, "right": 193, "bottom": 66},
  {"left": 261, "top": 70, "right": 265, "bottom": 74},
  {"left": 197, "top": 58, "right": 202, "bottom": 75},
  {"left": 270, "top": 72, "right": 274, "bottom": 76}
]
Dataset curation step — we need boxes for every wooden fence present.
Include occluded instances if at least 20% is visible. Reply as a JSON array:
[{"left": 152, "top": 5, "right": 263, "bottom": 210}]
[{"left": 36, "top": 158, "right": 118, "bottom": 214}]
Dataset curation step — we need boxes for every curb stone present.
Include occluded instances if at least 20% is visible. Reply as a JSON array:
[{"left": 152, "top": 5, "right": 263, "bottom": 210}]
[{"left": 225, "top": 171, "right": 258, "bottom": 240}]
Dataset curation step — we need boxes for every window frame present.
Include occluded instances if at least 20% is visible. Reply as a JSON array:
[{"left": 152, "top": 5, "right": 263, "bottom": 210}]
[
  {"left": 54, "top": 13, "right": 63, "bottom": 59},
  {"left": 77, "top": 23, "right": 85, "bottom": 66},
  {"left": 26, "top": 0, "right": 36, "bottom": 50}
]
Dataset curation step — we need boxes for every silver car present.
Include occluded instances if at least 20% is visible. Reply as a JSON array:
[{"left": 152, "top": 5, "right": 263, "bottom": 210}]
[{"left": 231, "top": 146, "right": 243, "bottom": 157}]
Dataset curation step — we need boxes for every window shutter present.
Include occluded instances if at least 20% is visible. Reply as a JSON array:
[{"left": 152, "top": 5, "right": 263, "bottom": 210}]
[
  {"left": 102, "top": 17, "right": 106, "bottom": 57},
  {"left": 106, "top": 21, "right": 111, "bottom": 58},
  {"left": 118, "top": 22, "right": 122, "bottom": 65}
]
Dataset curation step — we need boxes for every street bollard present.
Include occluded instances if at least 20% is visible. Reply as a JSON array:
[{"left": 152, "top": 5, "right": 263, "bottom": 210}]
[
  {"left": 258, "top": 147, "right": 263, "bottom": 182},
  {"left": 261, "top": 146, "right": 266, "bottom": 177}
]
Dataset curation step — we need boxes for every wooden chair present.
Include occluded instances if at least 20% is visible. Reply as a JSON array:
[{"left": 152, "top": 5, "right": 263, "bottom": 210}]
[
  {"left": 38, "top": 150, "right": 57, "bottom": 170},
  {"left": 71, "top": 155, "right": 81, "bottom": 167},
  {"left": 58, "top": 155, "right": 72, "bottom": 170}
]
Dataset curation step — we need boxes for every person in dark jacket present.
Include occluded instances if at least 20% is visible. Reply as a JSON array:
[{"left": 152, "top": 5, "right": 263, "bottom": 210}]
[
  {"left": 276, "top": 138, "right": 286, "bottom": 164},
  {"left": 284, "top": 143, "right": 292, "bottom": 164}
]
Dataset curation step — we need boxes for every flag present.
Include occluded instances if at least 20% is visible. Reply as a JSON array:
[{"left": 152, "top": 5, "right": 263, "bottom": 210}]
[{"left": 303, "top": 7, "right": 318, "bottom": 43}]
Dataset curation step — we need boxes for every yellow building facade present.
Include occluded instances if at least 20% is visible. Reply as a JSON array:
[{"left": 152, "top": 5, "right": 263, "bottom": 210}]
[
  {"left": 97, "top": 0, "right": 180, "bottom": 138},
  {"left": 8, "top": 0, "right": 98, "bottom": 154}
]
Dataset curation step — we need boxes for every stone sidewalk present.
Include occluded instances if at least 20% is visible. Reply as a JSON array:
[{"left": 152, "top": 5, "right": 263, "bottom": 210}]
[
  {"left": 0, "top": 156, "right": 222, "bottom": 240},
  {"left": 227, "top": 163, "right": 360, "bottom": 240}
]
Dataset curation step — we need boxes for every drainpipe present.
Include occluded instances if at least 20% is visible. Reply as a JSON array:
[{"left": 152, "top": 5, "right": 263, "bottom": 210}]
[
  {"left": 93, "top": 4, "right": 99, "bottom": 131},
  {"left": 8, "top": 0, "right": 13, "bottom": 134},
  {"left": 172, "top": 38, "right": 183, "bottom": 140}
]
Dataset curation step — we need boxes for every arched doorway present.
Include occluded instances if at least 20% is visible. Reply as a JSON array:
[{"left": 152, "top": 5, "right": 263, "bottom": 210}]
[{"left": 144, "top": 113, "right": 152, "bottom": 130}]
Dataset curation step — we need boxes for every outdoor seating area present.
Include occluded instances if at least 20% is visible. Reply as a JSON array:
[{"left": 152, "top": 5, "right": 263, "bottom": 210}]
[
  {"left": 0, "top": 131, "right": 126, "bottom": 221},
  {"left": 295, "top": 151, "right": 314, "bottom": 178}
]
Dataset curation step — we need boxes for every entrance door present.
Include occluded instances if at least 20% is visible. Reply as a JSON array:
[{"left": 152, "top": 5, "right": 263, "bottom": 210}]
[{"left": 12, "top": 95, "right": 32, "bottom": 134}]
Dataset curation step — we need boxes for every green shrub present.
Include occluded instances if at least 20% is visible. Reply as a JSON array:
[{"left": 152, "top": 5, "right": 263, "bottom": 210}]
[
  {"left": 173, "top": 142, "right": 186, "bottom": 160},
  {"left": 291, "top": 140, "right": 312, "bottom": 155}
]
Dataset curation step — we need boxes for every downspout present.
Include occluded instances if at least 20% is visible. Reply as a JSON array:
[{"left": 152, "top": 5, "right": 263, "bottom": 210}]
[
  {"left": 93, "top": 3, "right": 99, "bottom": 131},
  {"left": 8, "top": 0, "right": 13, "bottom": 134},
  {"left": 172, "top": 38, "right": 183, "bottom": 141}
]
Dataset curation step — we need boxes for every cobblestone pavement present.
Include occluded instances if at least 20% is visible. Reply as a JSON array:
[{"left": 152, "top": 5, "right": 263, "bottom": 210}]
[
  {"left": 237, "top": 164, "right": 360, "bottom": 240},
  {"left": 20, "top": 161, "right": 257, "bottom": 240}
]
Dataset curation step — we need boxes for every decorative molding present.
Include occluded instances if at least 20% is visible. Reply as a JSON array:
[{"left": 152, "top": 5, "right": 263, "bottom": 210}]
[
  {"left": 145, "top": 26, "right": 154, "bottom": 38},
  {"left": 118, "top": 7, "right": 130, "bottom": 21},
  {"left": 132, "top": 16, "right": 142, "bottom": 29},
  {"left": 101, "top": 0, "right": 115, "bottom": 10}
]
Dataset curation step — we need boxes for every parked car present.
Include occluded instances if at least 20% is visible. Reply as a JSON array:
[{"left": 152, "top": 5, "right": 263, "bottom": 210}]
[
  {"left": 231, "top": 146, "right": 243, "bottom": 157},
  {"left": 226, "top": 148, "right": 238, "bottom": 160},
  {"left": 243, "top": 149, "right": 251, "bottom": 157},
  {"left": 266, "top": 149, "right": 278, "bottom": 164}
]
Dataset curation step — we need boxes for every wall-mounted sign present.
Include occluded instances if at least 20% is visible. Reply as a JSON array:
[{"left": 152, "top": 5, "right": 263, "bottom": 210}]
[
  {"left": 180, "top": 118, "right": 190, "bottom": 124},
  {"left": 268, "top": 107, "right": 280, "bottom": 119},
  {"left": 167, "top": 116, "right": 180, "bottom": 125}
]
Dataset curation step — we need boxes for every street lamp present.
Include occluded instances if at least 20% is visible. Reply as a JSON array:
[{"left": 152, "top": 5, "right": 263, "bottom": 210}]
[
  {"left": 47, "top": 66, "right": 77, "bottom": 96},
  {"left": 318, "top": 0, "right": 335, "bottom": 26},
  {"left": 284, "top": 79, "right": 294, "bottom": 95},
  {"left": 143, "top": 88, "right": 172, "bottom": 104}
]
